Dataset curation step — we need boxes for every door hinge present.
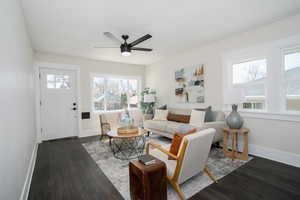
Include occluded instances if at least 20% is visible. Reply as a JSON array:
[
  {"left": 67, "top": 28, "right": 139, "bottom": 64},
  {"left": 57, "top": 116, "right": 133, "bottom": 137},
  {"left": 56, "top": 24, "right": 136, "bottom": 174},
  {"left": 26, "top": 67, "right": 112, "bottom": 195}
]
[
  {"left": 41, "top": 128, "right": 43, "bottom": 133},
  {"left": 39, "top": 73, "right": 41, "bottom": 79},
  {"left": 40, "top": 100, "right": 42, "bottom": 106}
]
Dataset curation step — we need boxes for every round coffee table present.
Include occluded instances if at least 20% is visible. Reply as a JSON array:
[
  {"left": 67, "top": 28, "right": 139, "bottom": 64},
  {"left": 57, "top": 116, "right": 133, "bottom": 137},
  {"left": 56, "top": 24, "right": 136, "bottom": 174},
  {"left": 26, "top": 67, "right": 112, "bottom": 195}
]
[{"left": 107, "top": 127, "right": 146, "bottom": 160}]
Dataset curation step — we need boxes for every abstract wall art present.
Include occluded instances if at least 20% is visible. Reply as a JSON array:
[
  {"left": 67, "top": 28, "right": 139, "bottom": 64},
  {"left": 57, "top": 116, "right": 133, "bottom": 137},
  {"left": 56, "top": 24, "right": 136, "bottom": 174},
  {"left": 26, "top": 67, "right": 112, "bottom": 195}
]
[{"left": 175, "top": 64, "right": 205, "bottom": 103}]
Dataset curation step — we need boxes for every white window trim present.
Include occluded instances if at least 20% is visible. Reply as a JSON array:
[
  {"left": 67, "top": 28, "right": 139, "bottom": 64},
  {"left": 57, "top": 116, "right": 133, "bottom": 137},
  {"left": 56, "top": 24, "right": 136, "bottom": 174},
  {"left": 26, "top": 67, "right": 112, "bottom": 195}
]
[
  {"left": 90, "top": 73, "right": 142, "bottom": 113},
  {"left": 222, "top": 34, "right": 300, "bottom": 121},
  {"left": 229, "top": 57, "right": 268, "bottom": 112},
  {"left": 223, "top": 109, "right": 300, "bottom": 122},
  {"left": 281, "top": 45, "right": 300, "bottom": 114}
]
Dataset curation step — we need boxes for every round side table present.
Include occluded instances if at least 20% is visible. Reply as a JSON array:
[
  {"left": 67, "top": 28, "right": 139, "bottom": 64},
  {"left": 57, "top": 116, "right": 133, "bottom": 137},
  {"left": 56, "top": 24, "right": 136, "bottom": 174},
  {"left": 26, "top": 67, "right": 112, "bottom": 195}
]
[
  {"left": 107, "top": 128, "right": 146, "bottom": 160},
  {"left": 222, "top": 127, "right": 249, "bottom": 161}
]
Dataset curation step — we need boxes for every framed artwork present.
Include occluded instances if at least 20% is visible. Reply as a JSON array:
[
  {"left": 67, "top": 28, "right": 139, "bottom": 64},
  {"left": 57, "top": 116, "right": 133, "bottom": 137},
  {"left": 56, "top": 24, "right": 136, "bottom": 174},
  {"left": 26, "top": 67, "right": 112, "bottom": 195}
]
[{"left": 175, "top": 64, "right": 205, "bottom": 103}]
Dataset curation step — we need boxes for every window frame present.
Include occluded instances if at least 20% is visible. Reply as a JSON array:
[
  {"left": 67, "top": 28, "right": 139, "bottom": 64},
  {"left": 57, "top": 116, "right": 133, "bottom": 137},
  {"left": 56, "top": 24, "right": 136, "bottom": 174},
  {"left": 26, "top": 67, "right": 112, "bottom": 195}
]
[
  {"left": 281, "top": 45, "right": 300, "bottom": 114},
  {"left": 90, "top": 73, "right": 142, "bottom": 113},
  {"left": 229, "top": 57, "right": 268, "bottom": 112}
]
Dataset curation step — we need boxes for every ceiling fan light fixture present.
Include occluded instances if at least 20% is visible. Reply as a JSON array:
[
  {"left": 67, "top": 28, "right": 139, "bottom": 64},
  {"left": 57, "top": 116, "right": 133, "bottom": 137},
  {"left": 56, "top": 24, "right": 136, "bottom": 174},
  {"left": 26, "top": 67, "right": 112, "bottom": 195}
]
[
  {"left": 121, "top": 51, "right": 131, "bottom": 56},
  {"left": 121, "top": 43, "right": 131, "bottom": 56}
]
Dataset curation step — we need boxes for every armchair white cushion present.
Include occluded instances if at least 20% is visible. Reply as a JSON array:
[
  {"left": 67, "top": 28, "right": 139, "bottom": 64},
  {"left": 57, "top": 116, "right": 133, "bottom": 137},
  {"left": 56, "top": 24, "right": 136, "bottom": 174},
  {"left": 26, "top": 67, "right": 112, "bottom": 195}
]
[{"left": 147, "top": 128, "right": 217, "bottom": 200}]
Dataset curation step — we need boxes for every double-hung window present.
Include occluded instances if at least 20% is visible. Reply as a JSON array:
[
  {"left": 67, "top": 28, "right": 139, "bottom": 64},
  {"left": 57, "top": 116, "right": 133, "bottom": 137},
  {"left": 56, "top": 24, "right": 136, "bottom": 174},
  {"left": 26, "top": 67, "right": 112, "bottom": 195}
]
[
  {"left": 232, "top": 59, "right": 267, "bottom": 110},
  {"left": 92, "top": 76, "right": 139, "bottom": 112},
  {"left": 283, "top": 49, "right": 300, "bottom": 111}
]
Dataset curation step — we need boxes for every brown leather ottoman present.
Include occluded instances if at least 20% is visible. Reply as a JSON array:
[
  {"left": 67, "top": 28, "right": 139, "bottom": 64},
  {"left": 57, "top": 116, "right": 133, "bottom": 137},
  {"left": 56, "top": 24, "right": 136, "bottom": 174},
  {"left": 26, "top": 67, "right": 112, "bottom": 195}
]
[{"left": 129, "top": 159, "right": 167, "bottom": 200}]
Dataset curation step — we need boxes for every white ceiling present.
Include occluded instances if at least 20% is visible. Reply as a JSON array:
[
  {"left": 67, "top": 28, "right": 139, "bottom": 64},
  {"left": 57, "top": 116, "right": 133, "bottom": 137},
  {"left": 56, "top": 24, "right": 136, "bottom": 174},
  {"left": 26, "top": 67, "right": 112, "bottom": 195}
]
[{"left": 22, "top": 0, "right": 300, "bottom": 65}]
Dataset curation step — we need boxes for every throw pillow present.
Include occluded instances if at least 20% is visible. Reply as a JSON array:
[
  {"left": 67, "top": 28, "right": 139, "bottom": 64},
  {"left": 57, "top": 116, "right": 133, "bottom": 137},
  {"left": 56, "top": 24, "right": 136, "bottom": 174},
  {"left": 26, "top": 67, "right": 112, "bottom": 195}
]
[
  {"left": 167, "top": 113, "right": 190, "bottom": 123},
  {"left": 195, "top": 106, "right": 214, "bottom": 122},
  {"left": 157, "top": 104, "right": 167, "bottom": 110},
  {"left": 189, "top": 109, "right": 205, "bottom": 127},
  {"left": 153, "top": 109, "right": 168, "bottom": 121},
  {"left": 168, "top": 129, "right": 197, "bottom": 160}
]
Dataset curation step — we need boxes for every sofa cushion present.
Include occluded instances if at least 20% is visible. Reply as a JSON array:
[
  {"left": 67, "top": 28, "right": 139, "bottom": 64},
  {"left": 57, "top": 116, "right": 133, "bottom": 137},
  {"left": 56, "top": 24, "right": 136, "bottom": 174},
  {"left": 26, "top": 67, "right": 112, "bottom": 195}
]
[
  {"left": 144, "top": 120, "right": 168, "bottom": 132},
  {"left": 177, "top": 124, "right": 198, "bottom": 133},
  {"left": 167, "top": 113, "right": 190, "bottom": 123},
  {"left": 165, "top": 121, "right": 186, "bottom": 134}
]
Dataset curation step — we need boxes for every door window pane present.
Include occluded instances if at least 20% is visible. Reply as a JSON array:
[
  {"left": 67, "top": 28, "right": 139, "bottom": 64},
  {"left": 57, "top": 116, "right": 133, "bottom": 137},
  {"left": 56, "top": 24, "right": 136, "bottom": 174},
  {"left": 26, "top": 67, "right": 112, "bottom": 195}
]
[
  {"left": 47, "top": 74, "right": 55, "bottom": 88},
  {"left": 55, "top": 75, "right": 70, "bottom": 89},
  {"left": 47, "top": 74, "right": 70, "bottom": 89}
]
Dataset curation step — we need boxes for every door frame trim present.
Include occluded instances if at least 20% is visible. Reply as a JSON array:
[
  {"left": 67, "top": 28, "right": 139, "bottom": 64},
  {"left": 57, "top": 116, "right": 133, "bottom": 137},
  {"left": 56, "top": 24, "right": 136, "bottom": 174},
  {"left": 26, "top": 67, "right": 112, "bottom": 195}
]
[{"left": 35, "top": 62, "right": 81, "bottom": 143}]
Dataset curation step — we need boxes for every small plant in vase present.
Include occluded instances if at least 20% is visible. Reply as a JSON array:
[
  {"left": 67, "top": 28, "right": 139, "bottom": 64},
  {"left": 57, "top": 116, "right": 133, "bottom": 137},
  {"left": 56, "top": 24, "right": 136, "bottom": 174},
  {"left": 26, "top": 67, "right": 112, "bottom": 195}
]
[{"left": 140, "top": 87, "right": 156, "bottom": 114}]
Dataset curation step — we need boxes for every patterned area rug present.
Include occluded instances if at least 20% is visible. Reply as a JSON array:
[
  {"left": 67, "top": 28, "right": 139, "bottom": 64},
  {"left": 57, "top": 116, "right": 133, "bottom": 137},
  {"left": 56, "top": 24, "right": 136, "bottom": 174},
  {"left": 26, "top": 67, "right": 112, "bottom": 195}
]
[{"left": 83, "top": 135, "right": 252, "bottom": 200}]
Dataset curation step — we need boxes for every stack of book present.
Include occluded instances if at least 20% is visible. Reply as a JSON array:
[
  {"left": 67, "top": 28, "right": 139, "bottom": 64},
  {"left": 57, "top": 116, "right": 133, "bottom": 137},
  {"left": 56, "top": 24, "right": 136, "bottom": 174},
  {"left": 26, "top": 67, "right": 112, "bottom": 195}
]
[{"left": 138, "top": 154, "right": 157, "bottom": 165}]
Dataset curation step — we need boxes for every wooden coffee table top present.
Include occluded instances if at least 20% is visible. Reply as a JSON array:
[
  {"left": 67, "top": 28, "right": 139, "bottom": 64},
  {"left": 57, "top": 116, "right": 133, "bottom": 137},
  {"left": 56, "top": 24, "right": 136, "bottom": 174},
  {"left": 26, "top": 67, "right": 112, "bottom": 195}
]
[{"left": 107, "top": 127, "right": 146, "bottom": 138}]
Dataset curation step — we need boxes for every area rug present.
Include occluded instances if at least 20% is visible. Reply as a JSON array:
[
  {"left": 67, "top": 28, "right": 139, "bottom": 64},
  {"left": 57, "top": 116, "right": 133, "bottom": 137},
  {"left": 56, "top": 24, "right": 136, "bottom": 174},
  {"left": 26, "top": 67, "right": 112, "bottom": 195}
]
[{"left": 82, "top": 135, "right": 252, "bottom": 200}]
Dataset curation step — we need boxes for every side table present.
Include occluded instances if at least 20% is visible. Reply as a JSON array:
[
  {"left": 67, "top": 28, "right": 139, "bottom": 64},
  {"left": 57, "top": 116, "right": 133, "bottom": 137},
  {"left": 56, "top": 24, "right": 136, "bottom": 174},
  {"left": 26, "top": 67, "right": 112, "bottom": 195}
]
[
  {"left": 129, "top": 159, "right": 167, "bottom": 200},
  {"left": 223, "top": 127, "right": 249, "bottom": 160}
]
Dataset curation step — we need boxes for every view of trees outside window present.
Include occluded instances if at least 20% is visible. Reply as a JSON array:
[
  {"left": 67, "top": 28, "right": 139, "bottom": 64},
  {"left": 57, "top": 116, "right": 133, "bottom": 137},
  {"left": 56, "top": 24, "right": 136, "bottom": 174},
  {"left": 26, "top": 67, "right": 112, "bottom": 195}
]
[
  {"left": 47, "top": 74, "right": 71, "bottom": 89},
  {"left": 92, "top": 77, "right": 138, "bottom": 111},
  {"left": 284, "top": 51, "right": 300, "bottom": 111},
  {"left": 232, "top": 59, "right": 267, "bottom": 110},
  {"left": 92, "top": 77, "right": 105, "bottom": 110}
]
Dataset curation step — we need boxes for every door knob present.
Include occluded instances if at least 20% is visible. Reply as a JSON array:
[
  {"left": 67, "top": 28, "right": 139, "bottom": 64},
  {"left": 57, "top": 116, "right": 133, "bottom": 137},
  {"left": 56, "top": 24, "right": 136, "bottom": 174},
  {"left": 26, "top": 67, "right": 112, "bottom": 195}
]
[
  {"left": 73, "top": 103, "right": 77, "bottom": 106},
  {"left": 72, "top": 107, "right": 77, "bottom": 110}
]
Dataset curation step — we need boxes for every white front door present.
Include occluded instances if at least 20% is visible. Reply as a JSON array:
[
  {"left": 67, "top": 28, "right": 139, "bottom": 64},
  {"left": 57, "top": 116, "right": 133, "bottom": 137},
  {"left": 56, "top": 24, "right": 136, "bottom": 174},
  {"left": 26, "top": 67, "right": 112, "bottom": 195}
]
[{"left": 40, "top": 68, "right": 78, "bottom": 140}]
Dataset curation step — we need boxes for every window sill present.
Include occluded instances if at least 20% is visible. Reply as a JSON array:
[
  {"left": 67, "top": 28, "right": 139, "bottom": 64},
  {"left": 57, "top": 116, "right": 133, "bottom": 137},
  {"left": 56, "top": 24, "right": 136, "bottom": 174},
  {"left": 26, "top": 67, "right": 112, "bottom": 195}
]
[{"left": 223, "top": 109, "right": 300, "bottom": 122}]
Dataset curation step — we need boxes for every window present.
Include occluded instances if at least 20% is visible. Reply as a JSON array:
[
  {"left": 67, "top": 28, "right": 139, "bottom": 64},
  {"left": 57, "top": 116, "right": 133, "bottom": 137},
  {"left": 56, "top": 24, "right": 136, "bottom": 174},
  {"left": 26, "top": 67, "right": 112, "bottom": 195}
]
[
  {"left": 47, "top": 74, "right": 71, "bottom": 89},
  {"left": 284, "top": 50, "right": 300, "bottom": 111},
  {"left": 232, "top": 59, "right": 267, "bottom": 110},
  {"left": 92, "top": 76, "right": 139, "bottom": 112}
]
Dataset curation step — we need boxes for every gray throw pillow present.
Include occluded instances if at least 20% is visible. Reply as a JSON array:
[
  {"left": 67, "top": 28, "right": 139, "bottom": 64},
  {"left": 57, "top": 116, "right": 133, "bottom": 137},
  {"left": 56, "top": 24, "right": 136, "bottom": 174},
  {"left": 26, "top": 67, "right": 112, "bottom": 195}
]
[
  {"left": 194, "top": 106, "right": 214, "bottom": 122},
  {"left": 157, "top": 104, "right": 167, "bottom": 110}
]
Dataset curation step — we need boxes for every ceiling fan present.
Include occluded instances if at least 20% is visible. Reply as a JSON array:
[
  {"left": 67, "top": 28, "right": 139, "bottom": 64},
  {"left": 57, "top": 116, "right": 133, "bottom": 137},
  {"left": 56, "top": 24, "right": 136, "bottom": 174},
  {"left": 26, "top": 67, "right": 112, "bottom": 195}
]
[{"left": 95, "top": 32, "right": 152, "bottom": 56}]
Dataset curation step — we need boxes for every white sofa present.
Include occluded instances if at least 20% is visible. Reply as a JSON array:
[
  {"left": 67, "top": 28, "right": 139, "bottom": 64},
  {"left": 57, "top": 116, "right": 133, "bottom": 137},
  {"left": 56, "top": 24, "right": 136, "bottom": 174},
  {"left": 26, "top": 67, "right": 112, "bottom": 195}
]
[{"left": 143, "top": 107, "right": 225, "bottom": 143}]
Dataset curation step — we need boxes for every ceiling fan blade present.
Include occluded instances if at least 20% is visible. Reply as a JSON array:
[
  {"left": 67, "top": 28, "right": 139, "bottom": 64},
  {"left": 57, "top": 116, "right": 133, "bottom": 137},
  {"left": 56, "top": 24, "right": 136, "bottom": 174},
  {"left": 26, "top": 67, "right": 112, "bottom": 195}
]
[
  {"left": 94, "top": 46, "right": 119, "bottom": 48},
  {"left": 131, "top": 47, "right": 152, "bottom": 51},
  {"left": 129, "top": 34, "right": 152, "bottom": 47},
  {"left": 103, "top": 32, "right": 122, "bottom": 45}
]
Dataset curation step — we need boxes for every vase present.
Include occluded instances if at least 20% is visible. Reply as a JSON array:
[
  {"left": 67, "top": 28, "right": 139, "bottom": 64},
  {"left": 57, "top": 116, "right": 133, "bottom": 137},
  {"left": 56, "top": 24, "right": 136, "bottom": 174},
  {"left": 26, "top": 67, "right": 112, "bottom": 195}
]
[
  {"left": 120, "top": 109, "right": 134, "bottom": 127},
  {"left": 226, "top": 104, "right": 243, "bottom": 129}
]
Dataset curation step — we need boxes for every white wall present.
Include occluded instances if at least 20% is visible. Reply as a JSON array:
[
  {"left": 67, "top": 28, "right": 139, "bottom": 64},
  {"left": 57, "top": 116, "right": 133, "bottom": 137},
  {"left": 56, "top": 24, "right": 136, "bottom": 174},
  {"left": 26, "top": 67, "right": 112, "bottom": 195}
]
[
  {"left": 146, "top": 14, "right": 300, "bottom": 166},
  {"left": 0, "top": 0, "right": 36, "bottom": 200},
  {"left": 34, "top": 52, "right": 146, "bottom": 137}
]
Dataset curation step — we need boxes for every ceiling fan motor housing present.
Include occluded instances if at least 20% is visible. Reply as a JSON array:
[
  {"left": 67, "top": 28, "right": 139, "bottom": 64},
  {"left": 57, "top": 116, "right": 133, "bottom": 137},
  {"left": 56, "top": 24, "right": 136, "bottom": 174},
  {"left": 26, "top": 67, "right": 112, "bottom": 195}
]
[{"left": 121, "top": 43, "right": 131, "bottom": 53}]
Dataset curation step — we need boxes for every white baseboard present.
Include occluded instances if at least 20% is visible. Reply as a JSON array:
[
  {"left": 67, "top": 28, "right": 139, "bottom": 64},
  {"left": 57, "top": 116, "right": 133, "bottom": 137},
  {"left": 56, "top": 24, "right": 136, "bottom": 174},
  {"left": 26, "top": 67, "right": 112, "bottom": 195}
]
[
  {"left": 19, "top": 143, "right": 38, "bottom": 200},
  {"left": 79, "top": 129, "right": 99, "bottom": 138},
  {"left": 249, "top": 144, "right": 300, "bottom": 168},
  {"left": 222, "top": 140, "right": 300, "bottom": 168}
]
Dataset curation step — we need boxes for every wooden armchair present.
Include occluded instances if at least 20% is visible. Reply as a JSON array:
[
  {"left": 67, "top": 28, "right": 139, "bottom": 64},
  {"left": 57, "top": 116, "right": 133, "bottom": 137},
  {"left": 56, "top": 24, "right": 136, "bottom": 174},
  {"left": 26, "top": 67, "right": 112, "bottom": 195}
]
[
  {"left": 146, "top": 128, "right": 217, "bottom": 200},
  {"left": 99, "top": 114, "right": 112, "bottom": 145}
]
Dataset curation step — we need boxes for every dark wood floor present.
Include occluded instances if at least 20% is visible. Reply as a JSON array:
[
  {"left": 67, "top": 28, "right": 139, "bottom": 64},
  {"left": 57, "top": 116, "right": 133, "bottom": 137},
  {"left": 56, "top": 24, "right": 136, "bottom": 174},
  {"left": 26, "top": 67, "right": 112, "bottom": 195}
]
[{"left": 28, "top": 136, "right": 300, "bottom": 200}]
